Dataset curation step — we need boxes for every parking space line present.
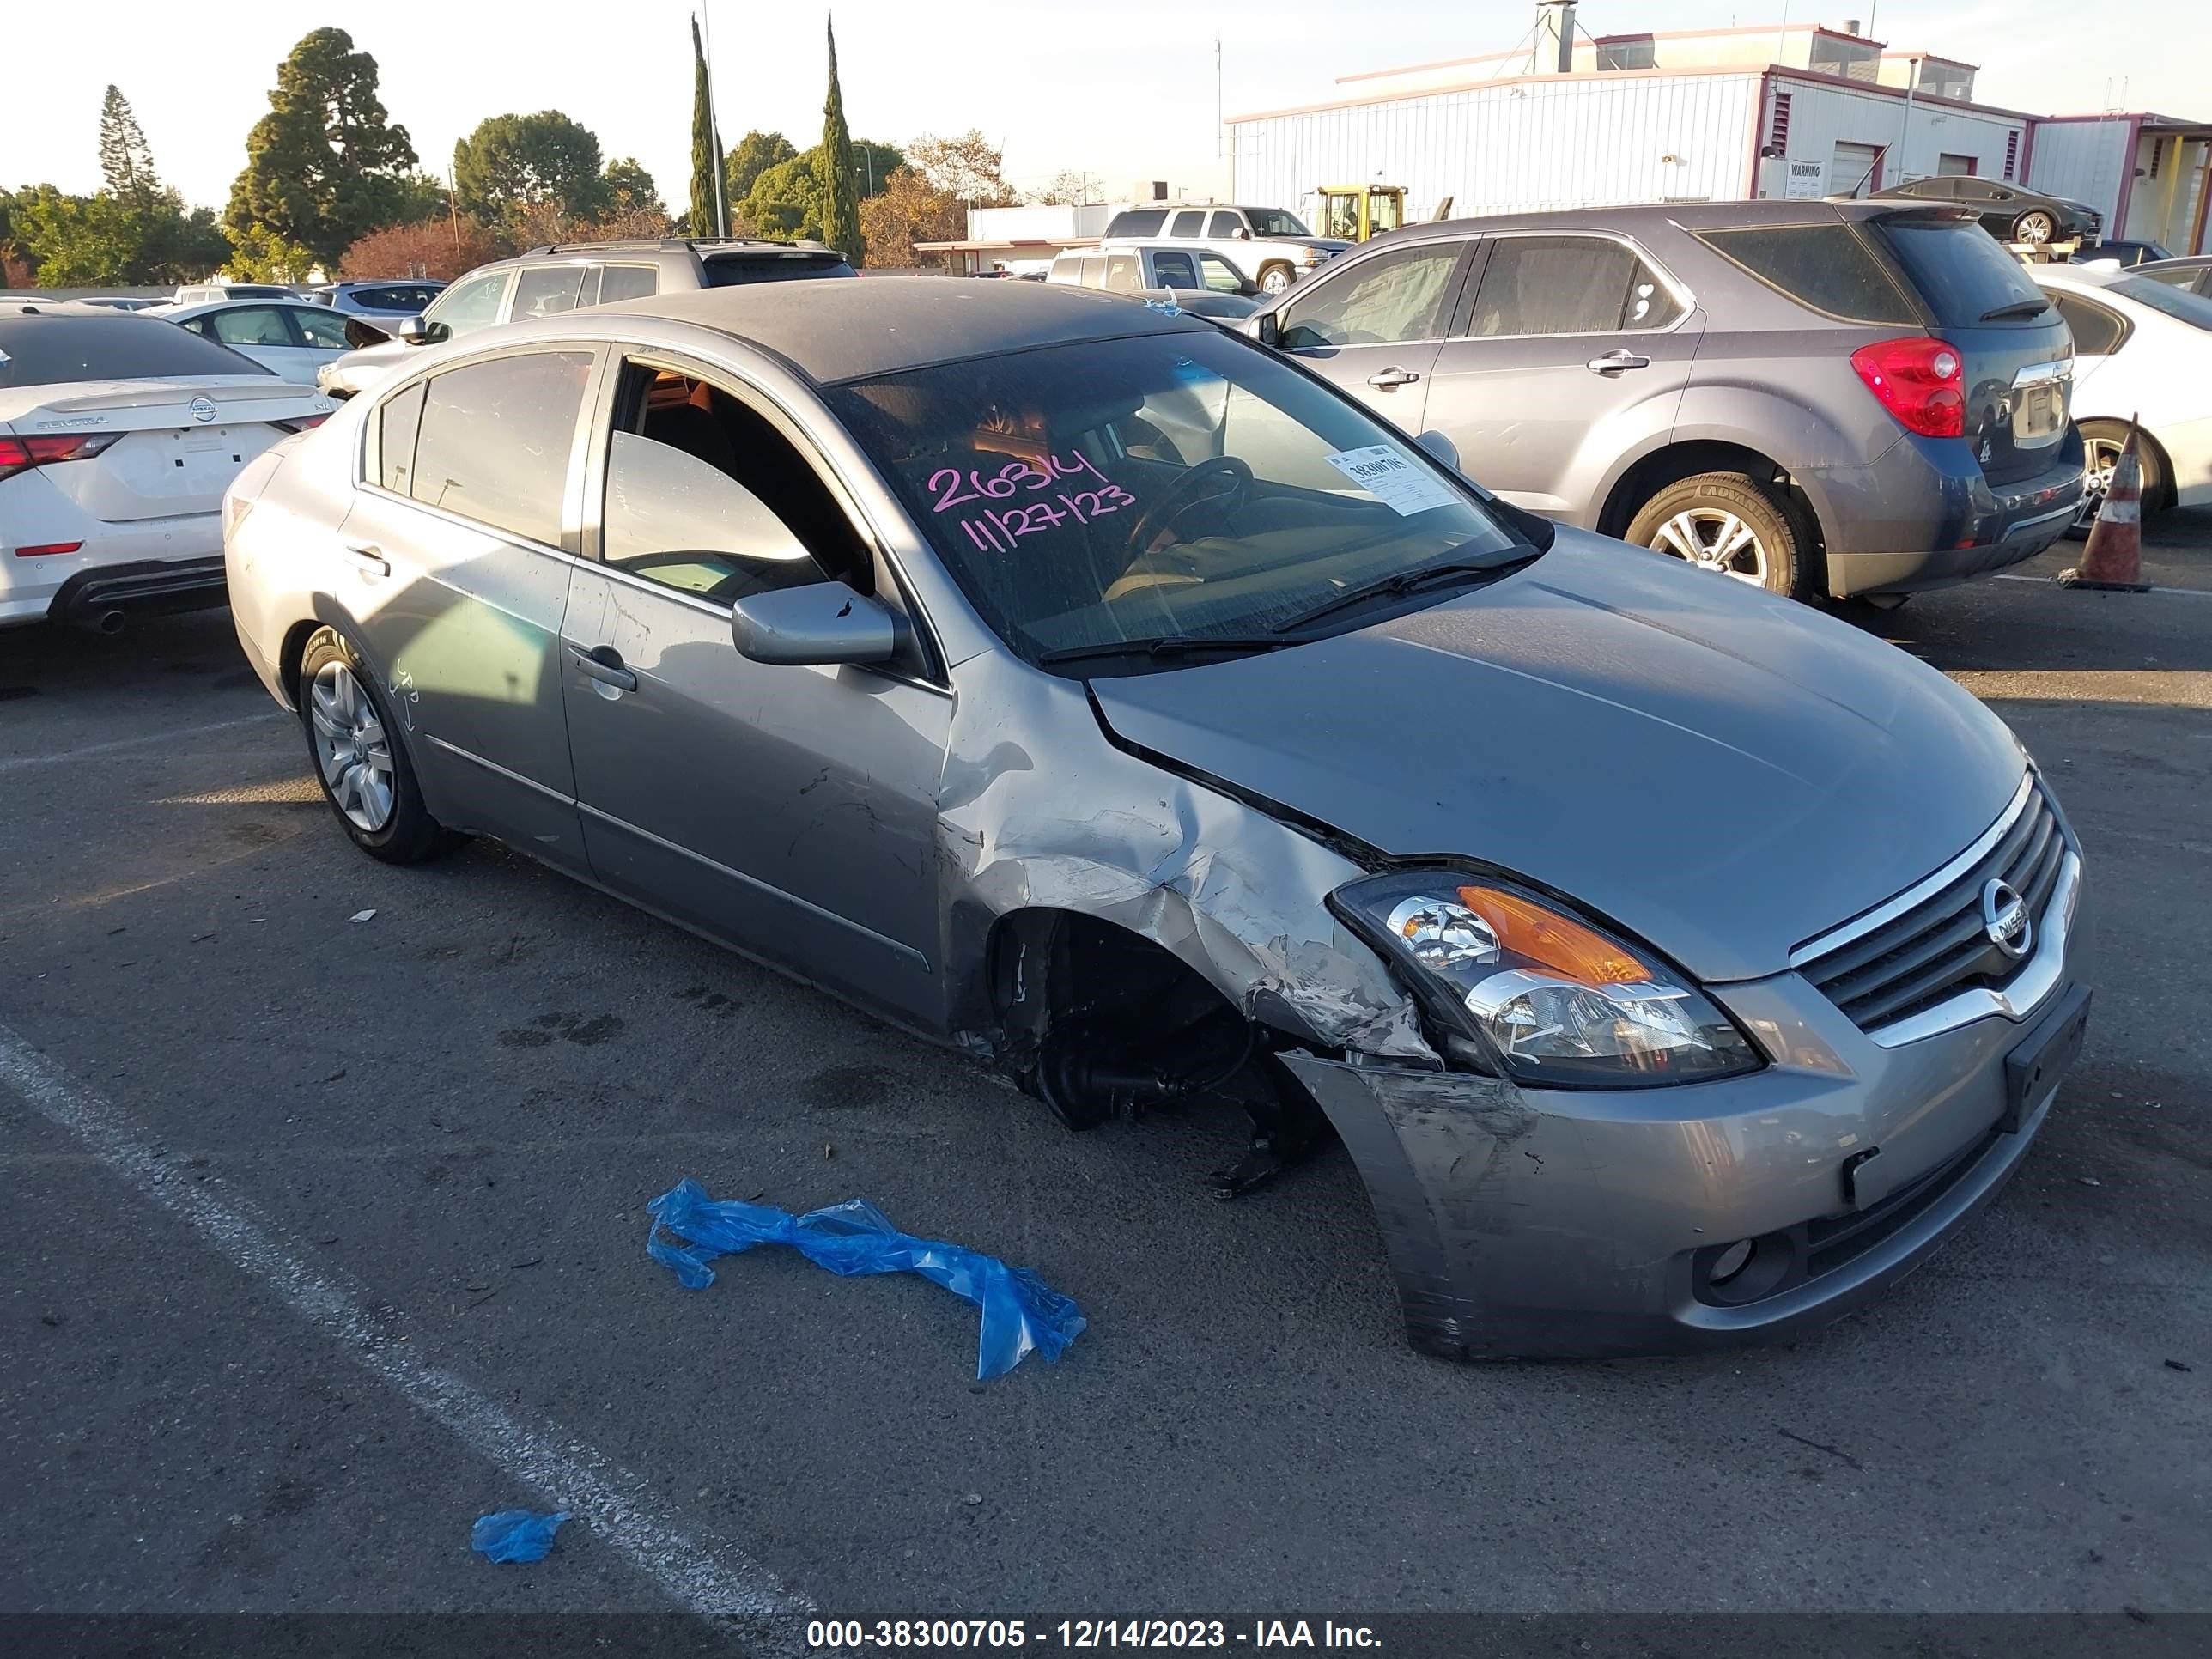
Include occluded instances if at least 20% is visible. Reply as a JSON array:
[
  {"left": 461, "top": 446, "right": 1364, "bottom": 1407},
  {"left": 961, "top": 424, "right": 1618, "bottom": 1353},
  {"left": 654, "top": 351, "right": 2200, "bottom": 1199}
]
[
  {"left": 0, "top": 1018, "right": 811, "bottom": 1632},
  {"left": 1993, "top": 573, "right": 2212, "bottom": 598},
  {"left": 0, "top": 711, "right": 286, "bottom": 773}
]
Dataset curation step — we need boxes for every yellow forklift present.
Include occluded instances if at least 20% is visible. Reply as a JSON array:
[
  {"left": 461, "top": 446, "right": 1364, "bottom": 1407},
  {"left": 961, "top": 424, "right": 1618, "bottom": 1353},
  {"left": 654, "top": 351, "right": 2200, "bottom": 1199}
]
[{"left": 1316, "top": 184, "right": 1408, "bottom": 242}]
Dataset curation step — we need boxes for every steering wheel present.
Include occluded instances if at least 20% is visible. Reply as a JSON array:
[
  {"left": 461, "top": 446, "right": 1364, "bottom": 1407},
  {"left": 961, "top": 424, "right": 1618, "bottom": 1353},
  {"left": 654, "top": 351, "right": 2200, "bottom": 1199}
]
[{"left": 1123, "top": 456, "right": 1253, "bottom": 560}]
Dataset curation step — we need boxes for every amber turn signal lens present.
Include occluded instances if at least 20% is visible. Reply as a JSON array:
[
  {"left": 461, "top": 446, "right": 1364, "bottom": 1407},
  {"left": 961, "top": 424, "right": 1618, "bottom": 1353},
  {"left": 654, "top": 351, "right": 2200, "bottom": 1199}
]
[{"left": 1455, "top": 884, "right": 1651, "bottom": 987}]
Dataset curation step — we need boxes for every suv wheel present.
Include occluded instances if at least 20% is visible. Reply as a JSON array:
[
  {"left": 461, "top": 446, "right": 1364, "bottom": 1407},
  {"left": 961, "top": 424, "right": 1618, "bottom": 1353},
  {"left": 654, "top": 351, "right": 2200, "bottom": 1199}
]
[
  {"left": 299, "top": 629, "right": 460, "bottom": 864},
  {"left": 1257, "top": 263, "right": 1294, "bottom": 295},
  {"left": 2013, "top": 210, "right": 2057, "bottom": 244},
  {"left": 1626, "top": 472, "right": 1815, "bottom": 599}
]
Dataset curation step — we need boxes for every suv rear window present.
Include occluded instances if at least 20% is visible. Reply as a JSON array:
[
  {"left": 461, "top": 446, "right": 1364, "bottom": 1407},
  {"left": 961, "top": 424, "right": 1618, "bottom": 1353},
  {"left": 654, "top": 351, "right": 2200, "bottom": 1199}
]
[
  {"left": 702, "top": 252, "right": 858, "bottom": 285},
  {"left": 1872, "top": 214, "right": 2048, "bottom": 325},
  {"left": 1694, "top": 222, "right": 1917, "bottom": 324},
  {"left": 0, "top": 314, "right": 276, "bottom": 387},
  {"left": 1105, "top": 210, "right": 1167, "bottom": 237}
]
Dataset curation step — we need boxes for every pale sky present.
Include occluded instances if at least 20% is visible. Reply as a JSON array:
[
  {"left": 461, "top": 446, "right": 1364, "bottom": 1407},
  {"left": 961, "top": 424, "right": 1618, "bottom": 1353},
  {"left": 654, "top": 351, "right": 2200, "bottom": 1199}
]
[{"left": 1, "top": 0, "right": 2194, "bottom": 213}]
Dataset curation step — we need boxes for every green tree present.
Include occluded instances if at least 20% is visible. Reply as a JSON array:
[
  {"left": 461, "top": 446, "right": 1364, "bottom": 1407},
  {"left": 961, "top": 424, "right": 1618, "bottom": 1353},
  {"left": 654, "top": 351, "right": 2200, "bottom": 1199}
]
[
  {"left": 740, "top": 153, "right": 822, "bottom": 240},
  {"left": 11, "top": 187, "right": 139, "bottom": 284},
  {"left": 453, "top": 111, "right": 610, "bottom": 228},
  {"left": 688, "top": 16, "right": 723, "bottom": 236},
  {"left": 392, "top": 169, "right": 451, "bottom": 222},
  {"left": 816, "top": 18, "right": 863, "bottom": 262},
  {"left": 98, "top": 87, "right": 161, "bottom": 206},
  {"left": 723, "top": 130, "right": 794, "bottom": 207},
  {"left": 602, "top": 156, "right": 661, "bottom": 217},
  {"left": 223, "top": 222, "right": 318, "bottom": 282},
  {"left": 226, "top": 27, "right": 419, "bottom": 270},
  {"left": 133, "top": 195, "right": 231, "bottom": 282}
]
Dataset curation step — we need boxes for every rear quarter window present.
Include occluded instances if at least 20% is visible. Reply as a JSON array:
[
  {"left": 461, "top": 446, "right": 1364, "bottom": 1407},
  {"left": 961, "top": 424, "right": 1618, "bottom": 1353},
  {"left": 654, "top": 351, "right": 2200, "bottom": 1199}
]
[
  {"left": 1872, "top": 216, "right": 2048, "bottom": 326},
  {"left": 1106, "top": 210, "right": 1166, "bottom": 238},
  {"left": 1695, "top": 222, "right": 1918, "bottom": 324}
]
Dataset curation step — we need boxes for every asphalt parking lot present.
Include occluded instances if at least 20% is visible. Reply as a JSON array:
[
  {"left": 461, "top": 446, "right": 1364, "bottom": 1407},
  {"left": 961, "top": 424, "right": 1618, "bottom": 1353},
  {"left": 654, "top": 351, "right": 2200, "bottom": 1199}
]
[{"left": 3, "top": 529, "right": 2208, "bottom": 1635}]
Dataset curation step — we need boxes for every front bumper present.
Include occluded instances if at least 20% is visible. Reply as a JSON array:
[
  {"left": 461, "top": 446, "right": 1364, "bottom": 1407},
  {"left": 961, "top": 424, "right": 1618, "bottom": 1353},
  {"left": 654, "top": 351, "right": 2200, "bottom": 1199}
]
[
  {"left": 1284, "top": 860, "right": 2091, "bottom": 1360},
  {"left": 1814, "top": 428, "right": 2086, "bottom": 597}
]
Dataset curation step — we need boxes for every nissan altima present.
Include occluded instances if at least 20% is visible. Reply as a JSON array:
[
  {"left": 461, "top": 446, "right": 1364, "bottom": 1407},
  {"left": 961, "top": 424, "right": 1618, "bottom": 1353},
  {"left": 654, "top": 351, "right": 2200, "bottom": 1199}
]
[{"left": 222, "top": 281, "right": 2091, "bottom": 1359}]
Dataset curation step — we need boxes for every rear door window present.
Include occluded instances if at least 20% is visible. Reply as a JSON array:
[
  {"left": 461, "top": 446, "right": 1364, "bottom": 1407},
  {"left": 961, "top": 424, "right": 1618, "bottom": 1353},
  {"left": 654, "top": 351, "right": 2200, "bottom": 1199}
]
[
  {"left": 1695, "top": 222, "right": 1918, "bottom": 323},
  {"left": 1107, "top": 210, "right": 1166, "bottom": 237},
  {"left": 1280, "top": 240, "right": 1465, "bottom": 349},
  {"left": 1465, "top": 235, "right": 1683, "bottom": 336},
  {"left": 210, "top": 307, "right": 294, "bottom": 347},
  {"left": 1874, "top": 216, "right": 2049, "bottom": 325},
  {"left": 511, "top": 264, "right": 586, "bottom": 320},
  {"left": 598, "top": 264, "right": 659, "bottom": 303},
  {"left": 1170, "top": 210, "right": 1205, "bottom": 237},
  {"left": 407, "top": 350, "right": 595, "bottom": 546},
  {"left": 2046, "top": 292, "right": 2128, "bottom": 356},
  {"left": 1103, "top": 253, "right": 1140, "bottom": 292}
]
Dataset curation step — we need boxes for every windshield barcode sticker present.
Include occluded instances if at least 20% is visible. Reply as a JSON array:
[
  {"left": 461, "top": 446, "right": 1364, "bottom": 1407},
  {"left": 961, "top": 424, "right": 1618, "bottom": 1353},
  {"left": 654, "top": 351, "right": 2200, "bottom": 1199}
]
[{"left": 1323, "top": 446, "right": 1455, "bottom": 516}]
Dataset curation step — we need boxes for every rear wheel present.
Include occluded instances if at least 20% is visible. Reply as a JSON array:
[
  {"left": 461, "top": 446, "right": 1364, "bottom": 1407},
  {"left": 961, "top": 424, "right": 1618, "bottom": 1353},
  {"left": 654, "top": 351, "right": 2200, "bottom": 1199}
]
[
  {"left": 298, "top": 629, "right": 459, "bottom": 864},
  {"left": 1625, "top": 471, "right": 1817, "bottom": 600},
  {"left": 1257, "top": 262, "right": 1294, "bottom": 295},
  {"left": 2013, "top": 210, "right": 2057, "bottom": 244},
  {"left": 2069, "top": 420, "right": 2166, "bottom": 538}
]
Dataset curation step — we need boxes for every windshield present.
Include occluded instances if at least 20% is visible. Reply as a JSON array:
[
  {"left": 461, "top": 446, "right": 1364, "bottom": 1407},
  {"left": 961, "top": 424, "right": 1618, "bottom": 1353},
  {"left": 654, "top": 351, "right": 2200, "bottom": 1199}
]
[
  {"left": 824, "top": 329, "right": 1525, "bottom": 671},
  {"left": 1246, "top": 210, "right": 1311, "bottom": 239},
  {"left": 0, "top": 314, "right": 271, "bottom": 388},
  {"left": 2112, "top": 274, "right": 2212, "bottom": 330}
]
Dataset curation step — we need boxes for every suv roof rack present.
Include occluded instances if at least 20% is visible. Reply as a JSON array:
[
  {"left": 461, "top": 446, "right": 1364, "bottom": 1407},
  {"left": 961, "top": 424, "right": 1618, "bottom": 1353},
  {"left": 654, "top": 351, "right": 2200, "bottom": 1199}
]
[{"left": 521, "top": 237, "right": 842, "bottom": 256}]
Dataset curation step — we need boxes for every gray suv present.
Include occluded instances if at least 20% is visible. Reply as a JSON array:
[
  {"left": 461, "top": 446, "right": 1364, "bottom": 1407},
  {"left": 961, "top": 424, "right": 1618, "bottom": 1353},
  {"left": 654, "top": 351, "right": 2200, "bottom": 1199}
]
[
  {"left": 1250, "top": 201, "right": 2086, "bottom": 600},
  {"left": 318, "top": 237, "right": 854, "bottom": 398}
]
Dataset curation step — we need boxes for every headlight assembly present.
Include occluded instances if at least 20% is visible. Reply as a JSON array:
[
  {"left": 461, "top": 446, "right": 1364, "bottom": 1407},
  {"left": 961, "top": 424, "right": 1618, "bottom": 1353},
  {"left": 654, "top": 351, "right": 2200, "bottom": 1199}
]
[{"left": 1334, "top": 874, "right": 1761, "bottom": 1087}]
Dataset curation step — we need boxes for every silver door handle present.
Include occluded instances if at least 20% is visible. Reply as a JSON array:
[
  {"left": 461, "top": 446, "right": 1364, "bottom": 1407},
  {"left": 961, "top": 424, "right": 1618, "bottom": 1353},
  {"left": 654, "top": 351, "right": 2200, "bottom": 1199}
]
[
  {"left": 1366, "top": 367, "right": 1421, "bottom": 390},
  {"left": 570, "top": 647, "right": 636, "bottom": 693},
  {"left": 339, "top": 542, "right": 388, "bottom": 576},
  {"left": 1586, "top": 349, "right": 1651, "bottom": 373}
]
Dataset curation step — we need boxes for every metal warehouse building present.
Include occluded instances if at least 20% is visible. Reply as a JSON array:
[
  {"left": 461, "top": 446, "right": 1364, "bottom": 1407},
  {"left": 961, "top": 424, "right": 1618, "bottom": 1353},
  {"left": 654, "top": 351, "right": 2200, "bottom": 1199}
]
[{"left": 1229, "top": 4, "right": 2211, "bottom": 255}]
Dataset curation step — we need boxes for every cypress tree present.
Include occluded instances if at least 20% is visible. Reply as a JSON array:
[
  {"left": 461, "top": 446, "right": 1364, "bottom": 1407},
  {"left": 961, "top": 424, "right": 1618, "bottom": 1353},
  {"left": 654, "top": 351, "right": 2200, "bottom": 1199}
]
[
  {"left": 817, "top": 17, "right": 863, "bottom": 264},
  {"left": 688, "top": 16, "right": 723, "bottom": 236}
]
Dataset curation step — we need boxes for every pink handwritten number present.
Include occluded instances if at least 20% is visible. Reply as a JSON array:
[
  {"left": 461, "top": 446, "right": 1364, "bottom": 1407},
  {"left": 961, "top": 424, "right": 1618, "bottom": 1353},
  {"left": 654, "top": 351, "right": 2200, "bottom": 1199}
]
[{"left": 932, "top": 449, "right": 1129, "bottom": 549}]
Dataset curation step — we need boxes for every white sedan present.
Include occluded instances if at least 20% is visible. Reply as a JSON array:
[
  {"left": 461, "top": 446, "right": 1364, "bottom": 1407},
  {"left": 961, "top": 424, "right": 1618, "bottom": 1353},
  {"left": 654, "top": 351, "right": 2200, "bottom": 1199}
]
[
  {"left": 1, "top": 306, "right": 330, "bottom": 629},
  {"left": 149, "top": 297, "right": 369, "bottom": 386},
  {"left": 2032, "top": 264, "right": 2212, "bottom": 530}
]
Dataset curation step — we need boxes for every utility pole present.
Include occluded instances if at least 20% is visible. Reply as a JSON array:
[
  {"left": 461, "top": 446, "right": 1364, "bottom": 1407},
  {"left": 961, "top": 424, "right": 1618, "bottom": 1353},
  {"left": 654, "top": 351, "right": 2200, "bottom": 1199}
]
[
  {"left": 699, "top": 5, "right": 728, "bottom": 237},
  {"left": 447, "top": 165, "right": 462, "bottom": 259}
]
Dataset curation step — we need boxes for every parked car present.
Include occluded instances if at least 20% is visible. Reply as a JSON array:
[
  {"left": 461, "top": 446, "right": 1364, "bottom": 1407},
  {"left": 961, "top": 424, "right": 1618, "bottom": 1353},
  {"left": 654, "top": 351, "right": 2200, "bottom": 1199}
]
[
  {"left": 307, "top": 279, "right": 448, "bottom": 321},
  {"left": 1101, "top": 203, "right": 1349, "bottom": 295},
  {"left": 171, "top": 283, "right": 301, "bottom": 305},
  {"left": 154, "top": 298, "right": 362, "bottom": 385},
  {"left": 72, "top": 296, "right": 166, "bottom": 312},
  {"left": 2072, "top": 239, "right": 2175, "bottom": 271},
  {"left": 1248, "top": 200, "right": 2084, "bottom": 601},
  {"left": 1044, "top": 248, "right": 1261, "bottom": 320},
  {"left": 2132, "top": 253, "right": 2212, "bottom": 296},
  {"left": 2030, "top": 264, "right": 2212, "bottom": 530},
  {"left": 1048, "top": 244, "right": 1260, "bottom": 297},
  {"left": 1872, "top": 177, "right": 2103, "bottom": 246},
  {"left": 225, "top": 280, "right": 2090, "bottom": 1360},
  {"left": 316, "top": 237, "right": 855, "bottom": 399},
  {"left": 1, "top": 309, "right": 327, "bottom": 630}
]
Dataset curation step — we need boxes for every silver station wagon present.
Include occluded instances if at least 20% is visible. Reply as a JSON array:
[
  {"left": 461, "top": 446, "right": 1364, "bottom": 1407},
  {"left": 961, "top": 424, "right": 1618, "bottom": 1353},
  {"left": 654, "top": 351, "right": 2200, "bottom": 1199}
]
[{"left": 224, "top": 281, "right": 2091, "bottom": 1359}]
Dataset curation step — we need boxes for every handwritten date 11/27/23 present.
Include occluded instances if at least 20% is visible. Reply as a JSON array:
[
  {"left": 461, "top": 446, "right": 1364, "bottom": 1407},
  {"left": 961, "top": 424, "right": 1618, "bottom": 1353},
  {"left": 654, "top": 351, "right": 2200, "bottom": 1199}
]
[{"left": 927, "top": 452, "right": 1142, "bottom": 556}]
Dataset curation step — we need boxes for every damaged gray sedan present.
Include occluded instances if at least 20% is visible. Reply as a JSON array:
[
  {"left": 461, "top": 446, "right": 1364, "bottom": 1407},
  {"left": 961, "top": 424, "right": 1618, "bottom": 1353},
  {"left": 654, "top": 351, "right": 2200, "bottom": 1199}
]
[{"left": 224, "top": 281, "right": 2092, "bottom": 1359}]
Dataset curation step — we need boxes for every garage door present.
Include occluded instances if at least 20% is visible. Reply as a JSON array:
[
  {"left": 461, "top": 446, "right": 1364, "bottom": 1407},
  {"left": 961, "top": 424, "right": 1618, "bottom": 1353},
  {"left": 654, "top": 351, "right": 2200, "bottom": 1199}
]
[{"left": 1832, "top": 142, "right": 1885, "bottom": 198}]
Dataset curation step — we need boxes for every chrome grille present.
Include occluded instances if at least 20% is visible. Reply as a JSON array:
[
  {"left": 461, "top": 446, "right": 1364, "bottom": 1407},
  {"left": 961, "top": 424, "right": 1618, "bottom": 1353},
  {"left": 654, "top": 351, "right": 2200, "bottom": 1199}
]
[{"left": 1796, "top": 778, "right": 2067, "bottom": 1035}]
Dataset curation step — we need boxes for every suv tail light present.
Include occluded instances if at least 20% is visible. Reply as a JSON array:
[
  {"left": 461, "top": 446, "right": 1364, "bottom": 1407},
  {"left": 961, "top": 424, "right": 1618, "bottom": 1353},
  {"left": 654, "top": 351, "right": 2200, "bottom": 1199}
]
[
  {"left": 0, "top": 432, "right": 121, "bottom": 482},
  {"left": 1850, "top": 337, "right": 1965, "bottom": 439}
]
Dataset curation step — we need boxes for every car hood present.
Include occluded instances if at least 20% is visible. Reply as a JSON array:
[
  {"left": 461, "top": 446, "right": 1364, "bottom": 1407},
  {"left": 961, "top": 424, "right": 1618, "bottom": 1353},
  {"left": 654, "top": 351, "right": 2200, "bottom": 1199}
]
[{"left": 1086, "top": 528, "right": 2027, "bottom": 983}]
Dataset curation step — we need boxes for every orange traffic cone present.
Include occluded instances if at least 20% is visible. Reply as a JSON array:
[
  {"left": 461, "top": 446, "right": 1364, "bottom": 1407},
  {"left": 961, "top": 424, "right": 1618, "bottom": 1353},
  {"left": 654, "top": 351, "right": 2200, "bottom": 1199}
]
[{"left": 2059, "top": 415, "right": 2151, "bottom": 591}]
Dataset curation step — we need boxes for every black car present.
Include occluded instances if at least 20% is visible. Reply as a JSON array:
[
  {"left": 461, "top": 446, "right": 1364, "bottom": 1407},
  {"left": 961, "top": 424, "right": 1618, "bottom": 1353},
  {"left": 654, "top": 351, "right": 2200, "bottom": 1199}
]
[
  {"left": 2134, "top": 253, "right": 2212, "bottom": 295},
  {"left": 2078, "top": 239, "right": 2177, "bottom": 269},
  {"left": 1873, "top": 176, "right": 2101, "bottom": 246}
]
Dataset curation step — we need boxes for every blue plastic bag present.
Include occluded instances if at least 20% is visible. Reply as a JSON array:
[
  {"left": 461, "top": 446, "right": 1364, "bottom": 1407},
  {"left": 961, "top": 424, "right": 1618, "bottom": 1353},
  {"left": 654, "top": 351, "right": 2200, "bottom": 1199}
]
[
  {"left": 471, "top": 1508, "right": 571, "bottom": 1564},
  {"left": 645, "top": 1177, "right": 1085, "bottom": 1380}
]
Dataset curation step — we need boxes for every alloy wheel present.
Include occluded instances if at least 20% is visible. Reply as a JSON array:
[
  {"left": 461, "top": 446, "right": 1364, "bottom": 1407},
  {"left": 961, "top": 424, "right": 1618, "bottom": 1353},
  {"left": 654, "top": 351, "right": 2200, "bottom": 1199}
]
[
  {"left": 2075, "top": 436, "right": 2122, "bottom": 532},
  {"left": 1645, "top": 507, "right": 1771, "bottom": 586},
  {"left": 1261, "top": 269, "right": 1291, "bottom": 295},
  {"left": 2016, "top": 211, "right": 2056, "bottom": 244},
  {"left": 308, "top": 660, "right": 396, "bottom": 832}
]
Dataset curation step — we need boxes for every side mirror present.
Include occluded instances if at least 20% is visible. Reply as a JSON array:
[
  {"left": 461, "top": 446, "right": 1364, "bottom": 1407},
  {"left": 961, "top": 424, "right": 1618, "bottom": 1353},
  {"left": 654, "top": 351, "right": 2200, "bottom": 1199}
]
[
  {"left": 731, "top": 581, "right": 900, "bottom": 667},
  {"left": 1246, "top": 312, "right": 1279, "bottom": 346},
  {"left": 1231, "top": 227, "right": 1251, "bottom": 240},
  {"left": 395, "top": 313, "right": 438, "bottom": 345},
  {"left": 1414, "top": 430, "right": 1462, "bottom": 471}
]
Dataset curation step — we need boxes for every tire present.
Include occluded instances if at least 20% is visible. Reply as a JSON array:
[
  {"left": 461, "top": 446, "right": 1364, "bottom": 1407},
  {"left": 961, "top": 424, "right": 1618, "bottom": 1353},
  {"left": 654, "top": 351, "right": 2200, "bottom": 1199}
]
[
  {"left": 297, "top": 628, "right": 459, "bottom": 865},
  {"left": 2013, "top": 210, "right": 2057, "bottom": 244},
  {"left": 1257, "top": 262, "right": 1294, "bottom": 295},
  {"left": 2067, "top": 419, "right": 2166, "bottom": 539},
  {"left": 1624, "top": 471, "right": 1819, "bottom": 600}
]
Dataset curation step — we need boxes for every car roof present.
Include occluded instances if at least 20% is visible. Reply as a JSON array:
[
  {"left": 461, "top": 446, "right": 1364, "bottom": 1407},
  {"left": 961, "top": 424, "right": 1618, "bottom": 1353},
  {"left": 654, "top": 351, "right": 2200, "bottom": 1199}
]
[
  {"left": 155, "top": 297, "right": 319, "bottom": 317},
  {"left": 591, "top": 277, "right": 1212, "bottom": 385},
  {"left": 1381, "top": 198, "right": 1974, "bottom": 240}
]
